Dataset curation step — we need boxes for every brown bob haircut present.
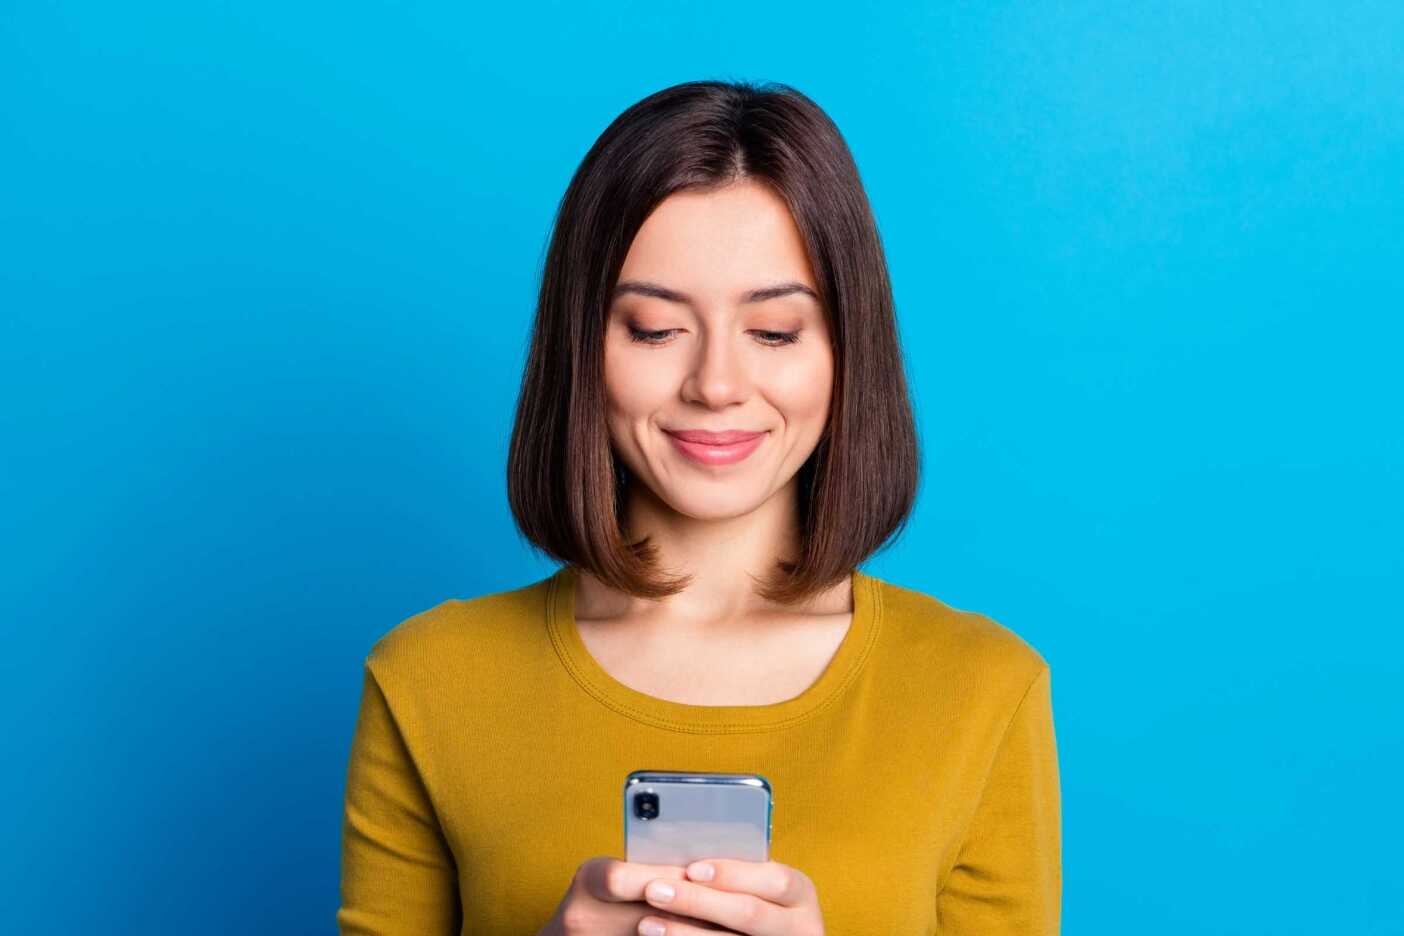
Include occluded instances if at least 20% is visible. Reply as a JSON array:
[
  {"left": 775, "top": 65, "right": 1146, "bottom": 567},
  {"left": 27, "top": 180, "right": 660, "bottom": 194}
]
[{"left": 507, "top": 78, "right": 919, "bottom": 606}]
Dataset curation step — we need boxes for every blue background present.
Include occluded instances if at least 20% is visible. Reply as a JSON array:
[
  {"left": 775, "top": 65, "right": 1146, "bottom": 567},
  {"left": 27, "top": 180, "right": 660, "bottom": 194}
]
[{"left": 3, "top": 2, "right": 1401, "bottom": 932}]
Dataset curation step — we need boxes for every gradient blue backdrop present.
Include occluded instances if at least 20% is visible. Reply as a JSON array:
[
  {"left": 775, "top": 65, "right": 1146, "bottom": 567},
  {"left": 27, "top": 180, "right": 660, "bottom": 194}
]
[{"left": 3, "top": 2, "right": 1400, "bottom": 933}]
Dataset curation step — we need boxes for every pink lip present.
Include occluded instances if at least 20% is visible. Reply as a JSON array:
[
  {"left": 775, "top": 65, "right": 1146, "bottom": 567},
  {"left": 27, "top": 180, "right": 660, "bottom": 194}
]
[{"left": 664, "top": 429, "right": 767, "bottom": 466}]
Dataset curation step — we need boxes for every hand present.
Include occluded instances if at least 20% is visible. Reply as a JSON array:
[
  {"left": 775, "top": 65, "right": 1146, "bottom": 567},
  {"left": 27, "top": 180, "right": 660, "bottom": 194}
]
[
  {"left": 637, "top": 858, "right": 825, "bottom": 935},
  {"left": 537, "top": 855, "right": 727, "bottom": 935}
]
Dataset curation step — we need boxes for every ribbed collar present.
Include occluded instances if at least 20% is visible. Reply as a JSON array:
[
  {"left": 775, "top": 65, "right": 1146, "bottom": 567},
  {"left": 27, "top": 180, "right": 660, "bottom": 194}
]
[{"left": 545, "top": 564, "right": 883, "bottom": 734}]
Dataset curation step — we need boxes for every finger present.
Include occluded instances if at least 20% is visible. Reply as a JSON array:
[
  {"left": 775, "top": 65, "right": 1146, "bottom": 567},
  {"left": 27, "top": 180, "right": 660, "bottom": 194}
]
[
  {"left": 683, "top": 859, "right": 813, "bottom": 908},
  {"left": 642, "top": 876, "right": 781, "bottom": 936},
  {"left": 639, "top": 908, "right": 736, "bottom": 933},
  {"left": 577, "top": 856, "right": 688, "bottom": 903}
]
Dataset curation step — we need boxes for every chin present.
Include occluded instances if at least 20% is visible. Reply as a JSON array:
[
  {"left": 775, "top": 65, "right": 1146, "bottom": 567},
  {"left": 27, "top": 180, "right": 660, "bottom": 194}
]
[{"left": 660, "top": 488, "right": 768, "bottom": 521}]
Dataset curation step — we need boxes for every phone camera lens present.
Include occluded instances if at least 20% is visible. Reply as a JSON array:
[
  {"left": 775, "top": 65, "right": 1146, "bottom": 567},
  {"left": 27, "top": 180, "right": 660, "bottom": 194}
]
[{"left": 633, "top": 792, "right": 660, "bottom": 821}]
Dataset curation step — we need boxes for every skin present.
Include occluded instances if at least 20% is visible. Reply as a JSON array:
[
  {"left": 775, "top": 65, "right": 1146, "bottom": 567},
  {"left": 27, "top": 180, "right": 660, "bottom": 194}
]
[{"left": 543, "top": 179, "right": 835, "bottom": 934}]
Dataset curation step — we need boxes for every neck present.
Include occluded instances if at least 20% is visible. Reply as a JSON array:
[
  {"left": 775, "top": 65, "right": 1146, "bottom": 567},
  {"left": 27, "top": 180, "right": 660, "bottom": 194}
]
[{"left": 575, "top": 477, "right": 849, "bottom": 626}]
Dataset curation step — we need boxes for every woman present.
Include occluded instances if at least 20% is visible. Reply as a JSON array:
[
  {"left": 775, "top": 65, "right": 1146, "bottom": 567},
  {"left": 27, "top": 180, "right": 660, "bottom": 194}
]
[{"left": 338, "top": 79, "right": 1061, "bottom": 936}]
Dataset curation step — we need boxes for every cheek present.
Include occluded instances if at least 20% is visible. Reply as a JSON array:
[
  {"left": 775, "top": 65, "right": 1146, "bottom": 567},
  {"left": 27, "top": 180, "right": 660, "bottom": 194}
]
[
  {"left": 765, "top": 349, "right": 834, "bottom": 424},
  {"left": 604, "top": 345, "right": 677, "bottom": 418}
]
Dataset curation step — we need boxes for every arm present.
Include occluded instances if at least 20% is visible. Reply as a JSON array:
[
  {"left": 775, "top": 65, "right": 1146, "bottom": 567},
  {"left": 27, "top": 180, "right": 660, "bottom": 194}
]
[
  {"left": 937, "top": 665, "right": 1062, "bottom": 934},
  {"left": 337, "top": 662, "right": 461, "bottom": 935}
]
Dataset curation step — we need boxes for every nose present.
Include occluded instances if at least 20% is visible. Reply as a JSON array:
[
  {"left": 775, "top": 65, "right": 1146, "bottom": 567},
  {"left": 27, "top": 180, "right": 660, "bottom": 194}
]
[{"left": 681, "top": 326, "right": 751, "bottom": 409}]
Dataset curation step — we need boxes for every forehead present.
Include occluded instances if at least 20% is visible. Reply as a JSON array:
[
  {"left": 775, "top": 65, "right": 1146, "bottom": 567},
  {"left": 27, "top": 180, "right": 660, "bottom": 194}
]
[{"left": 616, "top": 180, "right": 818, "bottom": 300}]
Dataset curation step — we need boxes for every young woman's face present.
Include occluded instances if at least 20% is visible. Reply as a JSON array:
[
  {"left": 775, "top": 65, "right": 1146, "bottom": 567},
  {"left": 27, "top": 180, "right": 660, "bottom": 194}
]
[{"left": 604, "top": 179, "right": 834, "bottom": 521}]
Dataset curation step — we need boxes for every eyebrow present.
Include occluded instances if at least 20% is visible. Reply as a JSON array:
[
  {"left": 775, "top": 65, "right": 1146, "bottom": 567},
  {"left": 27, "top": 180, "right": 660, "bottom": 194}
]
[{"left": 611, "top": 279, "right": 820, "bottom": 306}]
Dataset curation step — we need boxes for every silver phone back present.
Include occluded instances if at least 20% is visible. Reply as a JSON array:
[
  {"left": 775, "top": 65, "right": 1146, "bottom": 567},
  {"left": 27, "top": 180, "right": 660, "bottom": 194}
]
[{"left": 623, "top": 770, "right": 772, "bottom": 865}]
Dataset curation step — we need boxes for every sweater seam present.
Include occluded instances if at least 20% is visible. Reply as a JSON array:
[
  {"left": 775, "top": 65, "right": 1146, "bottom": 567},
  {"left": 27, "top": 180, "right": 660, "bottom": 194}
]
[
  {"left": 935, "top": 662, "right": 1049, "bottom": 897},
  {"left": 361, "top": 657, "right": 462, "bottom": 870}
]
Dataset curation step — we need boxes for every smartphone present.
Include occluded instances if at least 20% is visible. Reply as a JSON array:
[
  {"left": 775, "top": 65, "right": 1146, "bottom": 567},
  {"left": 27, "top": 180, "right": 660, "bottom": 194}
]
[{"left": 623, "top": 769, "right": 772, "bottom": 865}]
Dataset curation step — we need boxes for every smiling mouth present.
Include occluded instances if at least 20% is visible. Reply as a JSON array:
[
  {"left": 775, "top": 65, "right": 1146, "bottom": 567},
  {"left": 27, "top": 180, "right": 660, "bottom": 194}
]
[
  {"left": 663, "top": 428, "right": 766, "bottom": 445},
  {"left": 663, "top": 429, "right": 769, "bottom": 466}
]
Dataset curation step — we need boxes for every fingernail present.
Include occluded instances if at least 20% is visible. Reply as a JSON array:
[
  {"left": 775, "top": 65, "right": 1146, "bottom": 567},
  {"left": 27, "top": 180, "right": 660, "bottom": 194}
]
[
  {"left": 640, "top": 921, "right": 666, "bottom": 936},
  {"left": 646, "top": 880, "right": 675, "bottom": 903},
  {"left": 688, "top": 862, "right": 715, "bottom": 881}
]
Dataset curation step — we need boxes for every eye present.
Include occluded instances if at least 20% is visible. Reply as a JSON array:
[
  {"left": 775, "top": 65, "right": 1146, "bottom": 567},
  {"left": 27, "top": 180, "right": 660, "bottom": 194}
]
[
  {"left": 624, "top": 326, "right": 802, "bottom": 347},
  {"left": 626, "top": 326, "right": 678, "bottom": 344},
  {"left": 752, "top": 330, "right": 801, "bottom": 347}
]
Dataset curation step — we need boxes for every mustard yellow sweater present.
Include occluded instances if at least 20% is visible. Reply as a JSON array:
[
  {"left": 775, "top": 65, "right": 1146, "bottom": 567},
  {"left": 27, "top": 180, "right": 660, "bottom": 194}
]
[{"left": 338, "top": 565, "right": 1061, "bottom": 935}]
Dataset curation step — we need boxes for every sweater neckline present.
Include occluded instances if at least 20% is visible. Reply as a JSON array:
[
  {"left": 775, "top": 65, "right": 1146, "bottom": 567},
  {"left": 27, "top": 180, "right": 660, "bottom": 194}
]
[{"left": 545, "top": 564, "right": 883, "bottom": 734}]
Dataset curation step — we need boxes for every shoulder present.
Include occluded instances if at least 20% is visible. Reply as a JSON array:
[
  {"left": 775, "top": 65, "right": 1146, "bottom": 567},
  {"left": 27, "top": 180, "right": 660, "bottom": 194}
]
[
  {"left": 868, "top": 572, "right": 1050, "bottom": 698},
  {"left": 364, "top": 572, "right": 554, "bottom": 690}
]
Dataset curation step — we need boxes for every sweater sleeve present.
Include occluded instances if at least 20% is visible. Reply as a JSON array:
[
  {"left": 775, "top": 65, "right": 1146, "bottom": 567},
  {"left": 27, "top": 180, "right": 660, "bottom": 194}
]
[
  {"left": 937, "top": 664, "right": 1062, "bottom": 935},
  {"left": 337, "top": 662, "right": 461, "bottom": 935}
]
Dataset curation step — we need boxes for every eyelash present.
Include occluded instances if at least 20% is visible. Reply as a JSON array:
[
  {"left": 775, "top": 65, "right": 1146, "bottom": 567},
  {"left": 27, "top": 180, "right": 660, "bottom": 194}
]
[{"left": 626, "top": 327, "right": 801, "bottom": 347}]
